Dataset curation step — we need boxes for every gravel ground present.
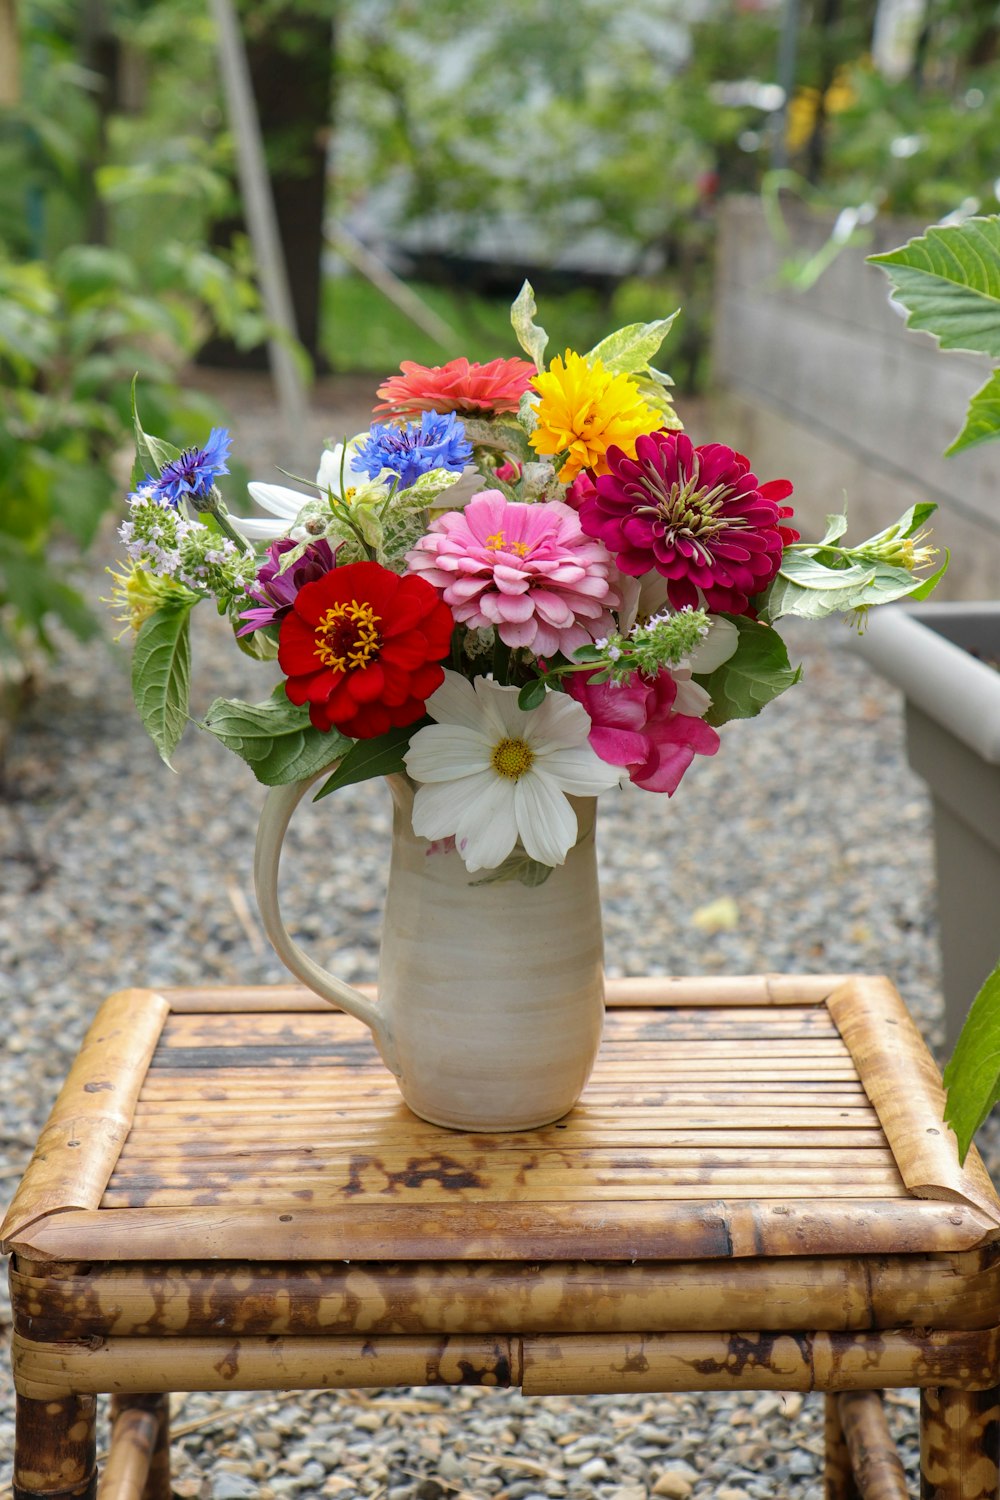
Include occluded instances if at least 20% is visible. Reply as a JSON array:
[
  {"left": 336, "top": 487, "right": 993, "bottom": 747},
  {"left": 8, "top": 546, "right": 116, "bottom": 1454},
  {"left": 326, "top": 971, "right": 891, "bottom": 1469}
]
[{"left": 2, "top": 372, "right": 997, "bottom": 1499}]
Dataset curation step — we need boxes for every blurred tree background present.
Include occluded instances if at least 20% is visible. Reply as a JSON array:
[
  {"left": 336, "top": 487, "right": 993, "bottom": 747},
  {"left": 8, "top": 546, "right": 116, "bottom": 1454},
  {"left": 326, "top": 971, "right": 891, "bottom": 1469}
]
[{"left": 3, "top": 0, "right": 1000, "bottom": 687}]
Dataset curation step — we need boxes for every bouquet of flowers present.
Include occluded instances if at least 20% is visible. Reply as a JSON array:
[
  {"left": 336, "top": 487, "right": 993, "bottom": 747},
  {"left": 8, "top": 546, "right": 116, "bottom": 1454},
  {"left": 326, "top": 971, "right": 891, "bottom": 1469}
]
[{"left": 110, "top": 285, "right": 945, "bottom": 882}]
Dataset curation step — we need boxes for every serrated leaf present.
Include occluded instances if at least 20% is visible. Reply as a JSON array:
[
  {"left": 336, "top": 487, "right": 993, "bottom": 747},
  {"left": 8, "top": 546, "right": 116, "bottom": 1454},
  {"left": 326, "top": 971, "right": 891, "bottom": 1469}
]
[
  {"left": 313, "top": 724, "right": 414, "bottom": 800},
  {"left": 131, "top": 605, "right": 192, "bottom": 766},
  {"left": 943, "top": 961, "right": 1000, "bottom": 1162},
  {"left": 202, "top": 691, "right": 350, "bottom": 785},
  {"left": 587, "top": 313, "right": 680, "bottom": 374},
  {"left": 944, "top": 368, "right": 1000, "bottom": 454},
  {"left": 696, "top": 618, "right": 800, "bottom": 726},
  {"left": 470, "top": 851, "right": 553, "bottom": 887},
  {"left": 868, "top": 216, "right": 1000, "bottom": 358},
  {"left": 511, "top": 281, "right": 549, "bottom": 371}
]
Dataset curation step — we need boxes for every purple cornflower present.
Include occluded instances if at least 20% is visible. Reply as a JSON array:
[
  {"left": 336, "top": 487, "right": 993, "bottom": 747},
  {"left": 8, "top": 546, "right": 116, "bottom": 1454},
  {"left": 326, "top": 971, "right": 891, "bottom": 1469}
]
[
  {"left": 237, "top": 536, "right": 341, "bottom": 636},
  {"left": 354, "top": 412, "right": 471, "bottom": 490},
  {"left": 153, "top": 427, "right": 232, "bottom": 507}
]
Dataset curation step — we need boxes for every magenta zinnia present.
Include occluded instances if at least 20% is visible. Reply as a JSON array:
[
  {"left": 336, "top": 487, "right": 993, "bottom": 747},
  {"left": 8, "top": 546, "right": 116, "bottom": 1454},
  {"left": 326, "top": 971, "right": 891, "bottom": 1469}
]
[
  {"left": 405, "top": 490, "right": 618, "bottom": 657},
  {"left": 374, "top": 356, "right": 536, "bottom": 419},
  {"left": 578, "top": 431, "right": 795, "bottom": 615}
]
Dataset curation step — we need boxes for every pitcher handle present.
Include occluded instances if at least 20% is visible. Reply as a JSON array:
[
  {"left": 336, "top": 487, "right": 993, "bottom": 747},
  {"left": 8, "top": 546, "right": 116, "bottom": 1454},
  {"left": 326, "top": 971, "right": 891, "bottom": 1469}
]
[{"left": 254, "top": 771, "right": 393, "bottom": 1062}]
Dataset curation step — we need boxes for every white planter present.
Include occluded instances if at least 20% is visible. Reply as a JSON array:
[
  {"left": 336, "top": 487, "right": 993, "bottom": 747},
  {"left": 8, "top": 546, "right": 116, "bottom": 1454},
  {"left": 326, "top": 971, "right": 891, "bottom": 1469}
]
[
  {"left": 254, "top": 773, "right": 604, "bottom": 1131},
  {"left": 852, "top": 602, "right": 1000, "bottom": 1045}
]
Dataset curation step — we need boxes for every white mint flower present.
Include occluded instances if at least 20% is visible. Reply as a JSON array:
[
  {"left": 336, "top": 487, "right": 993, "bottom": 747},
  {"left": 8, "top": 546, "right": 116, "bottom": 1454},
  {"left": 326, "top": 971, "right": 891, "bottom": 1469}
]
[
  {"left": 404, "top": 671, "right": 621, "bottom": 873},
  {"left": 229, "top": 443, "right": 372, "bottom": 541}
]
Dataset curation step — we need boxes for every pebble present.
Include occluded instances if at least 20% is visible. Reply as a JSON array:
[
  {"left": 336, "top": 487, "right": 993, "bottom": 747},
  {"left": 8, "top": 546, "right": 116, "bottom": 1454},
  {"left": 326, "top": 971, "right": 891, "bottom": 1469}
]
[
  {"left": 652, "top": 1472, "right": 695, "bottom": 1498},
  {"left": 3, "top": 375, "right": 999, "bottom": 1500},
  {"left": 212, "top": 1474, "right": 258, "bottom": 1500}
]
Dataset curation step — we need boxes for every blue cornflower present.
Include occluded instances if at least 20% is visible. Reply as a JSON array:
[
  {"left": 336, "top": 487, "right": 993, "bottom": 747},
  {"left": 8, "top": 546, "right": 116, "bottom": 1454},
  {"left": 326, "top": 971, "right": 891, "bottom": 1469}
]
[
  {"left": 354, "top": 412, "right": 472, "bottom": 490},
  {"left": 152, "top": 427, "right": 232, "bottom": 507}
]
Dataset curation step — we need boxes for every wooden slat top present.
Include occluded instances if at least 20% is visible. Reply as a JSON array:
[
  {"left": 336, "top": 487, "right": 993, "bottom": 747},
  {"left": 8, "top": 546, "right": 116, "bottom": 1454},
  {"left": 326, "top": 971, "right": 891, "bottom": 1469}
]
[{"left": 4, "top": 975, "right": 1000, "bottom": 1263}]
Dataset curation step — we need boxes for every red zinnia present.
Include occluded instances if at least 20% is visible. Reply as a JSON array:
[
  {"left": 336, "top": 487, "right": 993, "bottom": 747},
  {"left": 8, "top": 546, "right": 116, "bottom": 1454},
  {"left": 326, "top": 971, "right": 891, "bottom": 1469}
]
[
  {"left": 578, "top": 431, "right": 796, "bottom": 616},
  {"left": 374, "top": 356, "right": 536, "bottom": 419},
  {"left": 278, "top": 561, "right": 454, "bottom": 739}
]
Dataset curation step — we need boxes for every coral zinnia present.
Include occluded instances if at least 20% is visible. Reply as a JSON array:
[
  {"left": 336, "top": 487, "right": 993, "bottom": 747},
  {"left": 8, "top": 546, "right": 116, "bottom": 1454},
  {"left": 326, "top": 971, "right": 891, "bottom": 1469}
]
[
  {"left": 529, "top": 351, "right": 658, "bottom": 483},
  {"left": 278, "top": 561, "right": 454, "bottom": 739},
  {"left": 579, "top": 431, "right": 795, "bottom": 615},
  {"left": 405, "top": 490, "right": 618, "bottom": 658},
  {"left": 374, "top": 356, "right": 536, "bottom": 419}
]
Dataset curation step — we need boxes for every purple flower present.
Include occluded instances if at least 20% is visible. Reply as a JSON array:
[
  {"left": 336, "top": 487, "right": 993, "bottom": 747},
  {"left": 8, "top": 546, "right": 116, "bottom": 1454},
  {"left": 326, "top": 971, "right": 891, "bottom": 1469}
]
[
  {"left": 237, "top": 536, "right": 340, "bottom": 635},
  {"left": 354, "top": 412, "right": 472, "bottom": 490},
  {"left": 153, "top": 427, "right": 232, "bottom": 507}
]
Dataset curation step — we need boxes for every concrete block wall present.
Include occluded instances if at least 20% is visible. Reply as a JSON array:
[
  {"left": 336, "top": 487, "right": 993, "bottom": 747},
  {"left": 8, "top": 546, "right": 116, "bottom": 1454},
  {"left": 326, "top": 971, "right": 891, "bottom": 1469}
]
[{"left": 709, "top": 196, "right": 1000, "bottom": 600}]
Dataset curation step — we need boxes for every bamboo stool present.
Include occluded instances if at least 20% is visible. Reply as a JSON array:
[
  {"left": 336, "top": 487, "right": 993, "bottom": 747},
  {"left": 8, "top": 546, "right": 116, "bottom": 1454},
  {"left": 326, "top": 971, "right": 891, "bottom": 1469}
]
[{"left": 4, "top": 974, "right": 1000, "bottom": 1500}]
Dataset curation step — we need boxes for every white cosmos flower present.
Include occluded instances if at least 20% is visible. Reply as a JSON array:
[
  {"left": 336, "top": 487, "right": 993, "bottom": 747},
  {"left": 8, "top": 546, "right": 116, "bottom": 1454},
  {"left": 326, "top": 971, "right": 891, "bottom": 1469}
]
[
  {"left": 229, "top": 442, "right": 373, "bottom": 541},
  {"left": 404, "top": 671, "right": 621, "bottom": 873}
]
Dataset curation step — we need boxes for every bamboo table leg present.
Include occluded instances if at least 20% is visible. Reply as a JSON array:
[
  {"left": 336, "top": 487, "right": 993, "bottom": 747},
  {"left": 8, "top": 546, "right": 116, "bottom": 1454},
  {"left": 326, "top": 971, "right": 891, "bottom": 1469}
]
[
  {"left": 921, "top": 1387, "right": 1000, "bottom": 1500},
  {"left": 837, "top": 1393, "right": 908, "bottom": 1500},
  {"left": 825, "top": 1393, "right": 862, "bottom": 1500},
  {"left": 13, "top": 1392, "right": 97, "bottom": 1500},
  {"left": 99, "top": 1396, "right": 171, "bottom": 1500}
]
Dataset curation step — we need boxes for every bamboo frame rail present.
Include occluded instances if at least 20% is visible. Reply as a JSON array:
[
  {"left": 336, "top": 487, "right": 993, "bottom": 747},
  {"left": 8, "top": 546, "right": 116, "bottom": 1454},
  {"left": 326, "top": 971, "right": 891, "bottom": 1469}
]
[{"left": 5, "top": 974, "right": 1000, "bottom": 1500}]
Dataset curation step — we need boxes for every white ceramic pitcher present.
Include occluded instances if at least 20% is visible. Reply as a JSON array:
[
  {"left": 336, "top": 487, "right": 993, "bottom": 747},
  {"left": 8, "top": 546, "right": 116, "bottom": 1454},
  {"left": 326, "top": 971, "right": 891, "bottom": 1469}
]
[{"left": 253, "top": 773, "right": 605, "bottom": 1131}]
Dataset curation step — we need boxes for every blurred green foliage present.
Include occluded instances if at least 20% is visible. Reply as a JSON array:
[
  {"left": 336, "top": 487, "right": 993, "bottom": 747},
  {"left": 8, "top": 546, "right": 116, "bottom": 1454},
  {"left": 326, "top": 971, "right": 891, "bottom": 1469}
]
[{"left": 0, "top": 0, "right": 265, "bottom": 677}]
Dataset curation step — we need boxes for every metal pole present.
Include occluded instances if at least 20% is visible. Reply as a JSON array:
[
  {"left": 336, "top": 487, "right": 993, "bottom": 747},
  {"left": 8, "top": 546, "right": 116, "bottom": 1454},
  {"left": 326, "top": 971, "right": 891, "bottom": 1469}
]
[
  {"left": 208, "top": 0, "right": 309, "bottom": 447},
  {"left": 772, "top": 0, "right": 801, "bottom": 171}
]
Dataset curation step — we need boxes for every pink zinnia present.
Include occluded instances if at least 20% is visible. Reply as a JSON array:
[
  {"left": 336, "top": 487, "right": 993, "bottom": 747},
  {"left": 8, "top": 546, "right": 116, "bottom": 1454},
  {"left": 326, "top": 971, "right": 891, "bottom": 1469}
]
[
  {"left": 405, "top": 491, "right": 618, "bottom": 658},
  {"left": 578, "top": 431, "right": 796, "bottom": 616},
  {"left": 567, "top": 667, "right": 720, "bottom": 795},
  {"left": 374, "top": 357, "right": 536, "bottom": 419}
]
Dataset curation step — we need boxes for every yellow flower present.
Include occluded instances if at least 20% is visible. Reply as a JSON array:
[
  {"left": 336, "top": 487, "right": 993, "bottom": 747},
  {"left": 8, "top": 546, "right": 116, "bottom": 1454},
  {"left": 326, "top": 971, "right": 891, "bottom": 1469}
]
[
  {"left": 102, "top": 564, "right": 193, "bottom": 639},
  {"left": 529, "top": 350, "right": 659, "bottom": 482}
]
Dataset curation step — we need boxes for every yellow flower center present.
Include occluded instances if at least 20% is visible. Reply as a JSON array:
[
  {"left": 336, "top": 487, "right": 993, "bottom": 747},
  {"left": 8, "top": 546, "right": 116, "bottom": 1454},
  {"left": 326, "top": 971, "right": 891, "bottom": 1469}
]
[
  {"left": 315, "top": 600, "right": 382, "bottom": 672},
  {"left": 491, "top": 737, "right": 535, "bottom": 780},
  {"left": 485, "top": 531, "right": 530, "bottom": 557}
]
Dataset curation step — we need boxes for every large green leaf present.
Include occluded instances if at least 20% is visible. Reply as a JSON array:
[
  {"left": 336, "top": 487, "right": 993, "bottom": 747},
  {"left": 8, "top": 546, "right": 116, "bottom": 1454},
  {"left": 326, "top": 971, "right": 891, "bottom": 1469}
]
[
  {"left": 131, "top": 605, "right": 192, "bottom": 767},
  {"left": 868, "top": 217, "right": 1000, "bottom": 357},
  {"left": 695, "top": 618, "right": 800, "bottom": 726},
  {"left": 943, "top": 961, "right": 1000, "bottom": 1163},
  {"left": 944, "top": 369, "right": 1000, "bottom": 454},
  {"left": 202, "top": 691, "right": 350, "bottom": 785},
  {"left": 313, "top": 725, "right": 414, "bottom": 800}
]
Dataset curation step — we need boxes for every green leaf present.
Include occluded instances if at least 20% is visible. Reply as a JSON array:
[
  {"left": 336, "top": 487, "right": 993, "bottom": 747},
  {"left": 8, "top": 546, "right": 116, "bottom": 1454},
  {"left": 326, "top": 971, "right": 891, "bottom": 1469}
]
[
  {"left": 587, "top": 313, "right": 679, "bottom": 374},
  {"left": 313, "top": 725, "right": 414, "bottom": 800},
  {"left": 130, "top": 376, "right": 181, "bottom": 487},
  {"left": 131, "top": 605, "right": 193, "bottom": 767},
  {"left": 470, "top": 851, "right": 553, "bottom": 888},
  {"left": 908, "top": 548, "right": 950, "bottom": 600},
  {"left": 944, "top": 368, "right": 1000, "bottom": 455},
  {"left": 818, "top": 512, "right": 849, "bottom": 546},
  {"left": 517, "top": 677, "right": 548, "bottom": 711},
  {"left": 511, "top": 280, "right": 549, "bottom": 371},
  {"left": 777, "top": 552, "right": 877, "bottom": 591},
  {"left": 696, "top": 618, "right": 800, "bottom": 726},
  {"left": 868, "top": 217, "right": 1000, "bottom": 358},
  {"left": 943, "top": 961, "right": 1000, "bottom": 1162},
  {"left": 202, "top": 691, "right": 350, "bottom": 785}
]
